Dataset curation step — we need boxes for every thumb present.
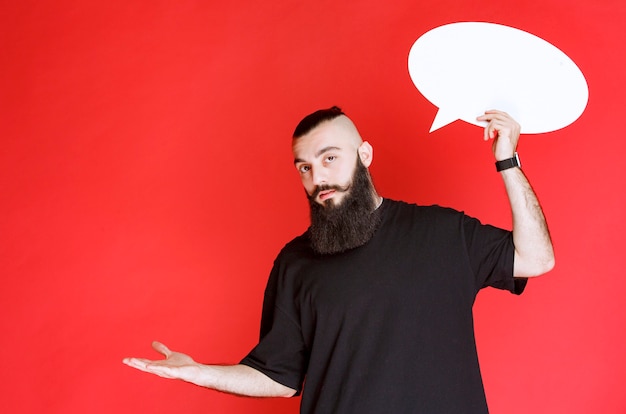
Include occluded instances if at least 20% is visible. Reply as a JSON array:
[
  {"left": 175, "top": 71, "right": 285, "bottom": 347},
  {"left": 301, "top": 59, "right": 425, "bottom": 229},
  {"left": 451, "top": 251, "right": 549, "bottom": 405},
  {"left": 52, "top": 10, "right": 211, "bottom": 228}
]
[{"left": 152, "top": 341, "right": 172, "bottom": 358}]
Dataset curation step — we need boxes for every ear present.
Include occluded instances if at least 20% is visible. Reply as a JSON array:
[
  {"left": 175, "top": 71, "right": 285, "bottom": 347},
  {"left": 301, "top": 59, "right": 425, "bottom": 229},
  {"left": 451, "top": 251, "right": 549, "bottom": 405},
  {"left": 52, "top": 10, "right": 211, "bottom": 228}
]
[{"left": 358, "top": 141, "right": 373, "bottom": 168}]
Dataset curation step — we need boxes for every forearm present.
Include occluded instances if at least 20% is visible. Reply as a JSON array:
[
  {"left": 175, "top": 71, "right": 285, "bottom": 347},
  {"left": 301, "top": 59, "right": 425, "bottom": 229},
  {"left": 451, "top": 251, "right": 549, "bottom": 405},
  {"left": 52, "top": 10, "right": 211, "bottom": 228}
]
[
  {"left": 192, "top": 363, "right": 296, "bottom": 397},
  {"left": 123, "top": 343, "right": 297, "bottom": 398},
  {"left": 501, "top": 167, "right": 555, "bottom": 277}
]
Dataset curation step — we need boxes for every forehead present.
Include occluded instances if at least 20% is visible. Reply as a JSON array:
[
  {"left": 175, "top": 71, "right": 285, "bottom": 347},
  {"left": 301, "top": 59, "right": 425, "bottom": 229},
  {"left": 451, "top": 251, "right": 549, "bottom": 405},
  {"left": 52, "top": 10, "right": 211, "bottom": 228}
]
[{"left": 292, "top": 117, "right": 361, "bottom": 159}]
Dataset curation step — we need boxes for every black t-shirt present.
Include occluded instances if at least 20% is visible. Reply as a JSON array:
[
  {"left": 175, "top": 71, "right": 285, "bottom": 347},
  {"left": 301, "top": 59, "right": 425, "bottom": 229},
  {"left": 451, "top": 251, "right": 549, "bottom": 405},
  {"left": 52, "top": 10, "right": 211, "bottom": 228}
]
[{"left": 241, "top": 199, "right": 526, "bottom": 413}]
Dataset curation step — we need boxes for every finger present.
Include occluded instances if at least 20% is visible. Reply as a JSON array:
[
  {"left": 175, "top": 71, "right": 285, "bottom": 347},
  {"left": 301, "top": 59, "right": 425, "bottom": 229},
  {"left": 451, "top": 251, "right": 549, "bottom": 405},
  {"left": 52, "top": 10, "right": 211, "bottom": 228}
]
[
  {"left": 152, "top": 341, "right": 172, "bottom": 357},
  {"left": 490, "top": 125, "right": 498, "bottom": 139},
  {"left": 477, "top": 116, "right": 491, "bottom": 141},
  {"left": 123, "top": 357, "right": 155, "bottom": 372},
  {"left": 123, "top": 357, "right": 177, "bottom": 378},
  {"left": 485, "top": 123, "right": 498, "bottom": 141},
  {"left": 492, "top": 120, "right": 516, "bottom": 137},
  {"left": 477, "top": 112, "right": 498, "bottom": 140},
  {"left": 485, "top": 109, "right": 510, "bottom": 118},
  {"left": 476, "top": 112, "right": 490, "bottom": 122},
  {"left": 478, "top": 110, "right": 511, "bottom": 125}
]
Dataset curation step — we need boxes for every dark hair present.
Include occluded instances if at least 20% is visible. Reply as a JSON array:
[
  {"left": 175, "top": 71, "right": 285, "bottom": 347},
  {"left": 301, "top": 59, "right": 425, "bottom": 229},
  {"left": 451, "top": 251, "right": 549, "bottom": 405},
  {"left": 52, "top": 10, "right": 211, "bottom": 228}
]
[{"left": 292, "top": 106, "right": 345, "bottom": 138}]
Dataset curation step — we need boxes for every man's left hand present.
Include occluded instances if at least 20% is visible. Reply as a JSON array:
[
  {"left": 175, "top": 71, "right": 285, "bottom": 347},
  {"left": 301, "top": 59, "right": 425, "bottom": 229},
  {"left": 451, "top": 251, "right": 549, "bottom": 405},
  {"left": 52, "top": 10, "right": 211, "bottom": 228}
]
[{"left": 476, "top": 110, "right": 521, "bottom": 161}]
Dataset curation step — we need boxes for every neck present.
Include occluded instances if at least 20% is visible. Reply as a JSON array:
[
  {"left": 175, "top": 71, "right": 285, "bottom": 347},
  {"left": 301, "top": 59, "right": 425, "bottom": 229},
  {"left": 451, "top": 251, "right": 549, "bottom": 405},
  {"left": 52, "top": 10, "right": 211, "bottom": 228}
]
[{"left": 373, "top": 194, "right": 383, "bottom": 210}]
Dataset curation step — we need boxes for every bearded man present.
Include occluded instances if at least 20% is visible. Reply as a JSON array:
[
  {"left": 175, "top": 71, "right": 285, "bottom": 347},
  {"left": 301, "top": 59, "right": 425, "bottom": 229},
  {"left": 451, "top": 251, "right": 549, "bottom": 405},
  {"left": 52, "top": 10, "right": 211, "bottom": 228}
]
[{"left": 124, "top": 106, "right": 554, "bottom": 414}]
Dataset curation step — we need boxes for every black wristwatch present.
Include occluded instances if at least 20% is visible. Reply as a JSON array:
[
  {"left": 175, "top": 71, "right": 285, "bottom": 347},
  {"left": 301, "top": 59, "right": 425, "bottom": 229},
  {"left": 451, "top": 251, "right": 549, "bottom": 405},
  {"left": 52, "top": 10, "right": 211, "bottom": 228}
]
[{"left": 495, "top": 152, "right": 521, "bottom": 172}]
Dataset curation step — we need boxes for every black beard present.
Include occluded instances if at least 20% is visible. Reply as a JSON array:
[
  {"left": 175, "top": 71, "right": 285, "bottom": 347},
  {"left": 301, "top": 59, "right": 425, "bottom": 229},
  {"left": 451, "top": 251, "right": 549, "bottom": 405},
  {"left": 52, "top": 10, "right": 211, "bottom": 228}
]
[{"left": 307, "top": 158, "right": 382, "bottom": 255}]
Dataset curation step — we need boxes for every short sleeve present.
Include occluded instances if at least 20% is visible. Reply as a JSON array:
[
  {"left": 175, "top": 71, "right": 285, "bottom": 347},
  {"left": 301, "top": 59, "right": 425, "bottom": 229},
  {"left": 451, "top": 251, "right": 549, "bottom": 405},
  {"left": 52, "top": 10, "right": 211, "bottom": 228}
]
[
  {"left": 462, "top": 214, "right": 527, "bottom": 295},
  {"left": 240, "top": 259, "right": 308, "bottom": 393}
]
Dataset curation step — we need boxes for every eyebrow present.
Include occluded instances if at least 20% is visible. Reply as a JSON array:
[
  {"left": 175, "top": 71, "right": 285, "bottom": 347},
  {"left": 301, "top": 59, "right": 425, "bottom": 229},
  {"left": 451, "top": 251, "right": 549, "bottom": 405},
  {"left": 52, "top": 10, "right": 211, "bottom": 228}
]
[{"left": 294, "top": 146, "right": 342, "bottom": 165}]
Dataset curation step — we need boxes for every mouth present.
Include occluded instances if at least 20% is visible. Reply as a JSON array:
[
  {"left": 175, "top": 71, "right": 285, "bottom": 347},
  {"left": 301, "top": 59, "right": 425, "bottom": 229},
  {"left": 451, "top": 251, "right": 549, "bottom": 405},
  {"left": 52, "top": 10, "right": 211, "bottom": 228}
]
[{"left": 318, "top": 189, "right": 336, "bottom": 202}]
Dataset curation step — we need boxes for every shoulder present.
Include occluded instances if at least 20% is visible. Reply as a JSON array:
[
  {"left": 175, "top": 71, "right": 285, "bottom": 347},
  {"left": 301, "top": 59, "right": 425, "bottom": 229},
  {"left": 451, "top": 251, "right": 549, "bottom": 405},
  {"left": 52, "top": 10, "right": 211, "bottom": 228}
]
[
  {"left": 274, "top": 231, "right": 314, "bottom": 263},
  {"left": 382, "top": 198, "right": 465, "bottom": 224}
]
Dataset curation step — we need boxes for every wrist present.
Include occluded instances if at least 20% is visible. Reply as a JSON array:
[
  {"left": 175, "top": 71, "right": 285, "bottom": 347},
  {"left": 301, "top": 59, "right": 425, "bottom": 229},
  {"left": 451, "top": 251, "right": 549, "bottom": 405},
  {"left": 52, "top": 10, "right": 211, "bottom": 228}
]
[{"left": 495, "top": 152, "right": 521, "bottom": 172}]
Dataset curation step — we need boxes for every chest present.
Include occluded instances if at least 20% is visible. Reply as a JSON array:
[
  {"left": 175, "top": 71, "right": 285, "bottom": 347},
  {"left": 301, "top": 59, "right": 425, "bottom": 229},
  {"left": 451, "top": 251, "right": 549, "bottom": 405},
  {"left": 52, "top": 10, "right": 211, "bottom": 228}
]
[{"left": 293, "top": 231, "right": 475, "bottom": 336}]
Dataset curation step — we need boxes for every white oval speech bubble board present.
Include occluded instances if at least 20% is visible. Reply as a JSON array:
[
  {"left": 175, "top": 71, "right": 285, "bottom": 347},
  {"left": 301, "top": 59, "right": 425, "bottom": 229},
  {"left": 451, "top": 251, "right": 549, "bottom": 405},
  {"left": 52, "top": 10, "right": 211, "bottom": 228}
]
[{"left": 408, "top": 22, "right": 589, "bottom": 133}]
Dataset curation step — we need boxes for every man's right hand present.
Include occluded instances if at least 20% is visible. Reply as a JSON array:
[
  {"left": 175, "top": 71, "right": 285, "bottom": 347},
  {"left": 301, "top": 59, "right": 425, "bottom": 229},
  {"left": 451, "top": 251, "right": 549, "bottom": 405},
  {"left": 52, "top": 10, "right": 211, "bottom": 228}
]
[
  {"left": 123, "top": 341, "right": 297, "bottom": 397},
  {"left": 123, "top": 341, "right": 203, "bottom": 383}
]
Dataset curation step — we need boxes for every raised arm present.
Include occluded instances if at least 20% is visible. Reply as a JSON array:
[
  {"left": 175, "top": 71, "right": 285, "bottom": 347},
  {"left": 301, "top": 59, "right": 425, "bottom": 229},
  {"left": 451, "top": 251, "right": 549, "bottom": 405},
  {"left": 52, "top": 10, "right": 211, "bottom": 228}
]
[
  {"left": 123, "top": 341, "right": 296, "bottom": 397},
  {"left": 477, "top": 110, "right": 555, "bottom": 278}
]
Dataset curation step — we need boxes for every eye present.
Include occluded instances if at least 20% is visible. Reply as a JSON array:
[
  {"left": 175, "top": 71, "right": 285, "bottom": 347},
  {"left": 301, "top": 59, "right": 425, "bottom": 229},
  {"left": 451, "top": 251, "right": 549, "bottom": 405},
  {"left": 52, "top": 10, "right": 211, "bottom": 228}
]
[
  {"left": 325, "top": 155, "right": 336, "bottom": 163},
  {"left": 298, "top": 164, "right": 311, "bottom": 174}
]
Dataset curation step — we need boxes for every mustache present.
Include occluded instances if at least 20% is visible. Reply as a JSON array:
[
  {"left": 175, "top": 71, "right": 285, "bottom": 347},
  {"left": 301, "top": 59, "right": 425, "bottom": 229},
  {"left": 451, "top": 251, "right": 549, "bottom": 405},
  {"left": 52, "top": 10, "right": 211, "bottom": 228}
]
[{"left": 310, "top": 183, "right": 351, "bottom": 200}]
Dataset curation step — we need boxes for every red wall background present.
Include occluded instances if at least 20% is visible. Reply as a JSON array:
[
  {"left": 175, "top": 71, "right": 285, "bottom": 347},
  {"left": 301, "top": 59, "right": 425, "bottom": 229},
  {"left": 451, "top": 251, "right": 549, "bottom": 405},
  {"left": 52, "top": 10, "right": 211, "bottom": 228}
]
[{"left": 2, "top": 1, "right": 625, "bottom": 413}]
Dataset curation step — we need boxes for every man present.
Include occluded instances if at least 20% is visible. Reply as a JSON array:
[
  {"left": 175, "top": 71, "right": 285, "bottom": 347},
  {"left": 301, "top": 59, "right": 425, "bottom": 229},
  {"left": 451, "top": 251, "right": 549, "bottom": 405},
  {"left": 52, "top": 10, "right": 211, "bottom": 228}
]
[{"left": 124, "top": 107, "right": 554, "bottom": 413}]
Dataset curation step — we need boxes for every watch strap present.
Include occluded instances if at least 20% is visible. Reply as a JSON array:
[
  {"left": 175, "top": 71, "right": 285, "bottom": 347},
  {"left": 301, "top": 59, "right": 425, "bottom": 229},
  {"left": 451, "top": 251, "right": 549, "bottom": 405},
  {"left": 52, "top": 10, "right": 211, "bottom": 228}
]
[{"left": 495, "top": 152, "right": 521, "bottom": 172}]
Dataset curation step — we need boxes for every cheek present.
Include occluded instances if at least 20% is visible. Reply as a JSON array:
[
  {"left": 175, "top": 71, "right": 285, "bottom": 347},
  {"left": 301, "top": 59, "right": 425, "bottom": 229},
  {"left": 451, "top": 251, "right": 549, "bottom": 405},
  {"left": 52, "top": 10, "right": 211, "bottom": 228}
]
[
  {"left": 300, "top": 177, "right": 315, "bottom": 195},
  {"left": 337, "top": 165, "right": 355, "bottom": 185}
]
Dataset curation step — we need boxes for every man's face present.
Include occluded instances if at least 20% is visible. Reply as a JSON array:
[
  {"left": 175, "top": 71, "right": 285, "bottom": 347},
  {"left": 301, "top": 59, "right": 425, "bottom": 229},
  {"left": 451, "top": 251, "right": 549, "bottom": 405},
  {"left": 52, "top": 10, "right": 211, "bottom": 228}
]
[{"left": 292, "top": 117, "right": 365, "bottom": 208}]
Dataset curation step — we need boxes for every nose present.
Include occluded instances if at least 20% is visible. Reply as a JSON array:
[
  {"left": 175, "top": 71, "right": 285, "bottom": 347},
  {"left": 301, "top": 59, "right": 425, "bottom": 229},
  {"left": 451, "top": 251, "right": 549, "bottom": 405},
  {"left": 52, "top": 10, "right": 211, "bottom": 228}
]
[{"left": 311, "top": 166, "right": 327, "bottom": 187}]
